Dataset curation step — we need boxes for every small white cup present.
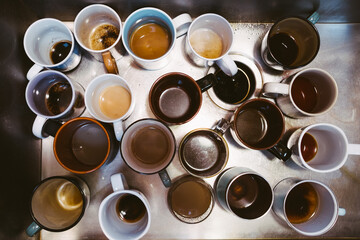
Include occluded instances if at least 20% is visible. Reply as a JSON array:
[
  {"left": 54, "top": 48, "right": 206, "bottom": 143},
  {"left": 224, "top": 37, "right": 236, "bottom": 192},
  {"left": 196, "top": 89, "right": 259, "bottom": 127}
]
[
  {"left": 287, "top": 123, "right": 360, "bottom": 173},
  {"left": 273, "top": 178, "right": 345, "bottom": 236},
  {"left": 85, "top": 74, "right": 135, "bottom": 141},
  {"left": 99, "top": 173, "right": 151, "bottom": 240},
  {"left": 24, "top": 18, "right": 82, "bottom": 80},
  {"left": 122, "top": 7, "right": 192, "bottom": 70},
  {"left": 185, "top": 13, "right": 238, "bottom": 76},
  {"left": 262, "top": 68, "right": 338, "bottom": 118},
  {"left": 74, "top": 4, "right": 122, "bottom": 74}
]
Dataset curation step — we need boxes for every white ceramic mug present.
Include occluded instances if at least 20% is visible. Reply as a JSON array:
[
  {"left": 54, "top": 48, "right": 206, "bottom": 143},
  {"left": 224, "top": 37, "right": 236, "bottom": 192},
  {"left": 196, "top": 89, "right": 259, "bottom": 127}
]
[
  {"left": 185, "top": 13, "right": 238, "bottom": 76},
  {"left": 287, "top": 123, "right": 360, "bottom": 173},
  {"left": 25, "top": 70, "right": 85, "bottom": 139},
  {"left": 85, "top": 74, "right": 135, "bottom": 141},
  {"left": 74, "top": 4, "right": 122, "bottom": 74},
  {"left": 24, "top": 18, "right": 82, "bottom": 80},
  {"left": 122, "top": 7, "right": 191, "bottom": 70},
  {"left": 99, "top": 173, "right": 151, "bottom": 240},
  {"left": 273, "top": 178, "right": 345, "bottom": 236},
  {"left": 262, "top": 68, "right": 338, "bottom": 118}
]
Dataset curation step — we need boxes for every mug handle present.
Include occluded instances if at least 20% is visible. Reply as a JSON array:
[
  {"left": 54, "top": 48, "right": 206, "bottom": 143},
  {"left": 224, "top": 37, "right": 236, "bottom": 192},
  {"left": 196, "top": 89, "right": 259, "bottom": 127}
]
[
  {"left": 32, "top": 116, "right": 49, "bottom": 139},
  {"left": 215, "top": 55, "right": 238, "bottom": 77},
  {"left": 262, "top": 82, "right": 289, "bottom": 98},
  {"left": 267, "top": 140, "right": 292, "bottom": 161},
  {"left": 196, "top": 73, "right": 217, "bottom": 92},
  {"left": 158, "top": 169, "right": 171, "bottom": 188},
  {"left": 27, "top": 64, "right": 44, "bottom": 81},
  {"left": 348, "top": 144, "right": 360, "bottom": 155},
  {"left": 173, "top": 13, "right": 192, "bottom": 38},
  {"left": 102, "top": 51, "right": 119, "bottom": 74},
  {"left": 213, "top": 118, "right": 230, "bottom": 136},
  {"left": 339, "top": 208, "right": 346, "bottom": 216},
  {"left": 113, "top": 121, "right": 124, "bottom": 141},
  {"left": 26, "top": 221, "right": 41, "bottom": 237},
  {"left": 307, "top": 11, "right": 320, "bottom": 24},
  {"left": 111, "top": 173, "right": 129, "bottom": 191}
]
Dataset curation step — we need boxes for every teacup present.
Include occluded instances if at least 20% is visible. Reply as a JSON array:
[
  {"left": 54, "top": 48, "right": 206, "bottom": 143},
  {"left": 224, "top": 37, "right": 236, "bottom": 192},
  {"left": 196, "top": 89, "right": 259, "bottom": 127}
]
[
  {"left": 99, "top": 173, "right": 151, "bottom": 240},
  {"left": 24, "top": 18, "right": 82, "bottom": 80},
  {"left": 260, "top": 12, "right": 320, "bottom": 71},
  {"left": 273, "top": 178, "right": 346, "bottom": 236},
  {"left": 262, "top": 68, "right": 338, "bottom": 118},
  {"left": 74, "top": 4, "right": 122, "bottom": 74},
  {"left": 122, "top": 7, "right": 191, "bottom": 70}
]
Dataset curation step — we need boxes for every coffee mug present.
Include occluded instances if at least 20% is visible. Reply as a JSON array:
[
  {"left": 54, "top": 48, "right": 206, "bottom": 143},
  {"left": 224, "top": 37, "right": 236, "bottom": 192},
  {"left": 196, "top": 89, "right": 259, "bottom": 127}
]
[
  {"left": 24, "top": 18, "right": 82, "bottom": 80},
  {"left": 149, "top": 72, "right": 217, "bottom": 125},
  {"left": 26, "top": 176, "right": 90, "bottom": 237},
  {"left": 179, "top": 118, "right": 230, "bottom": 178},
  {"left": 207, "top": 53, "right": 263, "bottom": 111},
  {"left": 273, "top": 178, "right": 346, "bottom": 236},
  {"left": 85, "top": 74, "right": 135, "bottom": 140},
  {"left": 185, "top": 13, "right": 238, "bottom": 76},
  {"left": 122, "top": 7, "right": 191, "bottom": 70},
  {"left": 167, "top": 175, "right": 214, "bottom": 223},
  {"left": 287, "top": 123, "right": 360, "bottom": 173},
  {"left": 262, "top": 68, "right": 338, "bottom": 118},
  {"left": 120, "top": 118, "right": 176, "bottom": 187},
  {"left": 260, "top": 12, "right": 320, "bottom": 71},
  {"left": 215, "top": 167, "right": 273, "bottom": 220},
  {"left": 26, "top": 70, "right": 85, "bottom": 139},
  {"left": 99, "top": 173, "right": 151, "bottom": 240},
  {"left": 74, "top": 4, "right": 122, "bottom": 74},
  {"left": 229, "top": 98, "right": 292, "bottom": 161},
  {"left": 39, "top": 117, "right": 118, "bottom": 174}
]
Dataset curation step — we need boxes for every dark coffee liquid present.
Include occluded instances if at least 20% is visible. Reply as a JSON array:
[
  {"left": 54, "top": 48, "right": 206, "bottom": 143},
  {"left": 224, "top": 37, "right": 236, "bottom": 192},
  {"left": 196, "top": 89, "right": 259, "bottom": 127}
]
[
  {"left": 301, "top": 133, "right": 318, "bottom": 162},
  {"left": 45, "top": 82, "right": 72, "bottom": 115},
  {"left": 116, "top": 194, "right": 146, "bottom": 223},
  {"left": 50, "top": 41, "right": 72, "bottom": 64},
  {"left": 228, "top": 175, "right": 259, "bottom": 210},
  {"left": 291, "top": 76, "right": 318, "bottom": 113},
  {"left": 131, "top": 126, "right": 170, "bottom": 165},
  {"left": 268, "top": 33, "right": 298, "bottom": 66},
  {"left": 285, "top": 182, "right": 318, "bottom": 224}
]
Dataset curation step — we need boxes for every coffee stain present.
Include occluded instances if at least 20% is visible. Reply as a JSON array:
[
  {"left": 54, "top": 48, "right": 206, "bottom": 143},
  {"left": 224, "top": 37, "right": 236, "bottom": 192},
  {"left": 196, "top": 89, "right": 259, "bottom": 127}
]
[{"left": 340, "top": 167, "right": 360, "bottom": 184}]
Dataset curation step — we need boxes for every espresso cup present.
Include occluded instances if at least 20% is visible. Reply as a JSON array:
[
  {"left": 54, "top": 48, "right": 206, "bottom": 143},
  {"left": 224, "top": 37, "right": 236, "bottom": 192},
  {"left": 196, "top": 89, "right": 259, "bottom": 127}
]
[
  {"left": 179, "top": 119, "right": 230, "bottom": 178},
  {"left": 167, "top": 175, "right": 214, "bottom": 224},
  {"left": 262, "top": 68, "right": 338, "bottom": 118},
  {"left": 26, "top": 70, "right": 85, "bottom": 139},
  {"left": 26, "top": 176, "right": 90, "bottom": 237},
  {"left": 85, "top": 74, "right": 135, "bottom": 140},
  {"left": 185, "top": 13, "right": 238, "bottom": 76},
  {"left": 120, "top": 118, "right": 176, "bottom": 187},
  {"left": 287, "top": 123, "right": 360, "bottom": 173},
  {"left": 230, "top": 98, "right": 292, "bottom": 161},
  {"left": 24, "top": 18, "right": 82, "bottom": 80},
  {"left": 74, "top": 4, "right": 122, "bottom": 74},
  {"left": 99, "top": 173, "right": 151, "bottom": 240},
  {"left": 122, "top": 7, "right": 191, "bottom": 70},
  {"left": 260, "top": 12, "right": 320, "bottom": 71},
  {"left": 149, "top": 72, "right": 217, "bottom": 125},
  {"left": 215, "top": 167, "right": 273, "bottom": 220},
  {"left": 273, "top": 178, "right": 346, "bottom": 236}
]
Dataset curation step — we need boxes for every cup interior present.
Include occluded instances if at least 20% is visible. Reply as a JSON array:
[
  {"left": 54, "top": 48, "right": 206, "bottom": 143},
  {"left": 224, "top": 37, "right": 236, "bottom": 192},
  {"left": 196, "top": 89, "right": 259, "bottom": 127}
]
[
  {"left": 149, "top": 73, "right": 202, "bottom": 124},
  {"left": 179, "top": 129, "right": 228, "bottom": 177},
  {"left": 24, "top": 19, "right": 73, "bottom": 66},
  {"left": 54, "top": 118, "right": 110, "bottom": 174},
  {"left": 99, "top": 190, "right": 150, "bottom": 239},
  {"left": 120, "top": 119, "right": 176, "bottom": 174},
  {"left": 268, "top": 17, "right": 320, "bottom": 68}
]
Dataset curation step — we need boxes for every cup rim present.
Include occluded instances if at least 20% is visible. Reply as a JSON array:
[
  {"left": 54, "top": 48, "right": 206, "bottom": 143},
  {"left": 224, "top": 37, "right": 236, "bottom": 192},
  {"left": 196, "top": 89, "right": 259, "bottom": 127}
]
[
  {"left": 187, "top": 13, "right": 234, "bottom": 61},
  {"left": 74, "top": 4, "right": 122, "bottom": 53},
  {"left": 119, "top": 118, "right": 176, "bottom": 175},
  {"left": 29, "top": 176, "right": 88, "bottom": 232},
  {"left": 53, "top": 117, "right": 111, "bottom": 174},
  {"left": 25, "top": 70, "right": 76, "bottom": 119},
  {"left": 267, "top": 16, "right": 320, "bottom": 69},
  {"left": 149, "top": 72, "right": 202, "bottom": 125},
  {"left": 288, "top": 68, "right": 338, "bottom": 116},
  {"left": 24, "top": 18, "right": 76, "bottom": 68},
  {"left": 121, "top": 7, "right": 176, "bottom": 63}
]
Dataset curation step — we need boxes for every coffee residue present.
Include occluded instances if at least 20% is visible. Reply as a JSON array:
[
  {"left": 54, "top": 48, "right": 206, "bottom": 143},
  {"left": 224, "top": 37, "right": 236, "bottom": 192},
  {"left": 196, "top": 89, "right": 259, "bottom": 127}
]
[{"left": 90, "top": 23, "right": 119, "bottom": 50}]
